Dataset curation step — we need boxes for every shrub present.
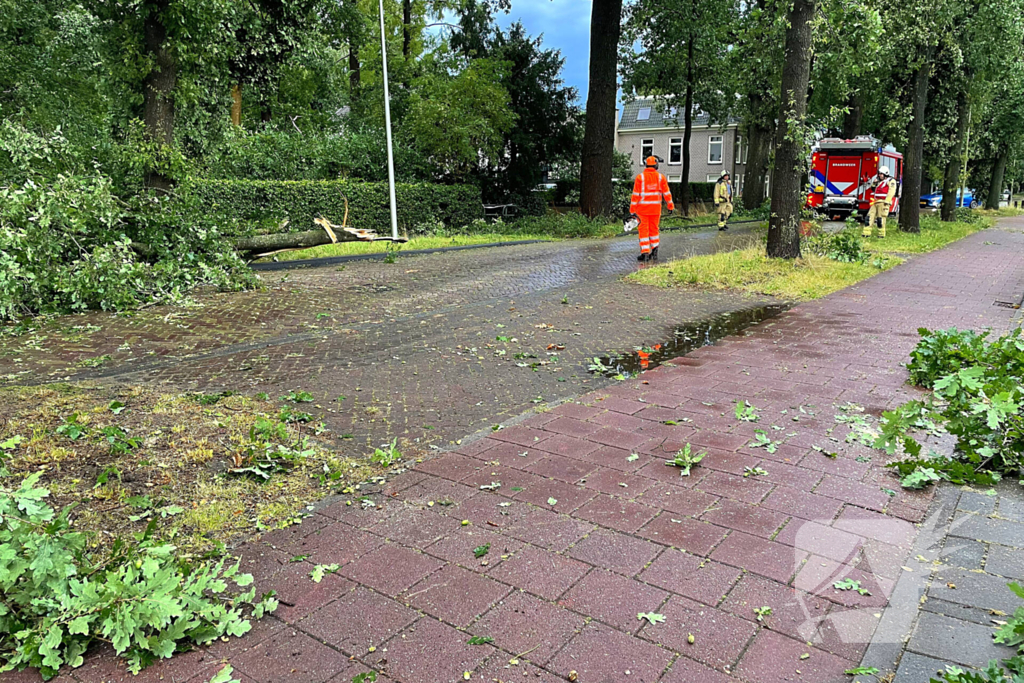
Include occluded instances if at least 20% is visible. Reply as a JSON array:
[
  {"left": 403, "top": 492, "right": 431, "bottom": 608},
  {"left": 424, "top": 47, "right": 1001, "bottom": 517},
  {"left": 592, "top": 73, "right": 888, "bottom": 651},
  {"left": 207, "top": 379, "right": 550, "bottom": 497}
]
[
  {"left": 557, "top": 180, "right": 714, "bottom": 216},
  {"left": 880, "top": 326, "right": 1024, "bottom": 482},
  {"left": 804, "top": 230, "right": 868, "bottom": 263},
  {"left": 0, "top": 123, "right": 256, "bottom": 321},
  {"left": 0, "top": 473, "right": 277, "bottom": 679},
  {"left": 199, "top": 127, "right": 431, "bottom": 183},
  {"left": 906, "top": 327, "right": 992, "bottom": 386},
  {"left": 955, "top": 207, "right": 985, "bottom": 224},
  {"left": 0, "top": 176, "right": 256, "bottom": 321},
  {"left": 187, "top": 179, "right": 483, "bottom": 236}
]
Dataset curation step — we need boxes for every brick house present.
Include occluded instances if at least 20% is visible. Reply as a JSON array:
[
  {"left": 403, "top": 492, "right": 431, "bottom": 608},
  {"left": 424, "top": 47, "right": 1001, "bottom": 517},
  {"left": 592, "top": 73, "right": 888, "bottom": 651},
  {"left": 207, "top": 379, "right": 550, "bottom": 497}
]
[{"left": 615, "top": 97, "right": 760, "bottom": 198}]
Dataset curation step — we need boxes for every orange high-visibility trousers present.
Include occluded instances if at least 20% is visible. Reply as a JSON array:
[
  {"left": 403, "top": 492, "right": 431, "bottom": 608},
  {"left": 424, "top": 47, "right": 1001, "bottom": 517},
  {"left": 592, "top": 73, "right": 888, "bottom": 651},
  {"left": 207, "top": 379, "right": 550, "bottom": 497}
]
[{"left": 638, "top": 213, "right": 661, "bottom": 254}]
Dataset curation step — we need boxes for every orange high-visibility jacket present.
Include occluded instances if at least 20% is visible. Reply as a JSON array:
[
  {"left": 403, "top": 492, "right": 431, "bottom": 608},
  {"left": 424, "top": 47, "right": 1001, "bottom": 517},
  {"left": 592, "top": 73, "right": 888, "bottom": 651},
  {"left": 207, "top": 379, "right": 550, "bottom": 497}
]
[{"left": 630, "top": 168, "right": 675, "bottom": 216}]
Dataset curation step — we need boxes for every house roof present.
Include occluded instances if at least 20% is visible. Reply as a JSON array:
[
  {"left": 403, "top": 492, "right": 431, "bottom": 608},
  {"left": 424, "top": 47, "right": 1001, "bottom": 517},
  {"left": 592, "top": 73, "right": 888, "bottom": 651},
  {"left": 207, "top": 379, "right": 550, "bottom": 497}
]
[{"left": 618, "top": 97, "right": 739, "bottom": 131}]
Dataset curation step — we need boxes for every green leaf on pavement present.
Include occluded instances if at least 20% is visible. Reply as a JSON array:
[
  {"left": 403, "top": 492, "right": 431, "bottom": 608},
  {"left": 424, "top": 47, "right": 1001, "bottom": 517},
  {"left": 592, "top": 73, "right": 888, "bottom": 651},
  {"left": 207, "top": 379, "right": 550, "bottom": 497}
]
[{"left": 637, "top": 612, "right": 666, "bottom": 625}]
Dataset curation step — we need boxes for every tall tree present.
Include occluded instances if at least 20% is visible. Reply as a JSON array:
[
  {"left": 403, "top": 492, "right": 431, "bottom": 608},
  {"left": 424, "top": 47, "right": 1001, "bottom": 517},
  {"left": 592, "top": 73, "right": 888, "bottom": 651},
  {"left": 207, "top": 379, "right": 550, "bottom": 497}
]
[
  {"left": 898, "top": 49, "right": 932, "bottom": 233},
  {"left": 940, "top": 84, "right": 971, "bottom": 220},
  {"left": 228, "top": 0, "right": 319, "bottom": 124},
  {"left": 728, "top": 0, "right": 784, "bottom": 210},
  {"left": 621, "top": 0, "right": 736, "bottom": 215},
  {"left": 579, "top": 0, "right": 623, "bottom": 218},
  {"left": 486, "top": 23, "right": 579, "bottom": 200},
  {"left": 766, "top": 0, "right": 815, "bottom": 259},
  {"left": 877, "top": 0, "right": 964, "bottom": 232},
  {"left": 982, "top": 77, "right": 1024, "bottom": 208},
  {"left": 92, "top": 0, "right": 232, "bottom": 187}
]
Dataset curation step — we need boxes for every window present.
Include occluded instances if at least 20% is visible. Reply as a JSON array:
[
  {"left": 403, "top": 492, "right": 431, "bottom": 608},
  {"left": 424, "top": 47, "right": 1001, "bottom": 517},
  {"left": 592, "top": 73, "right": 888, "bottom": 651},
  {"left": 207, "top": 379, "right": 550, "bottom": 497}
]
[
  {"left": 666, "top": 106, "right": 678, "bottom": 120},
  {"left": 641, "top": 139, "right": 654, "bottom": 160},
  {"left": 668, "top": 175, "right": 682, "bottom": 183},
  {"left": 637, "top": 107, "right": 652, "bottom": 121},
  {"left": 736, "top": 135, "right": 749, "bottom": 165},
  {"left": 880, "top": 156, "right": 897, "bottom": 177},
  {"left": 736, "top": 173, "right": 745, "bottom": 194},
  {"left": 707, "top": 174, "right": 719, "bottom": 183},
  {"left": 669, "top": 138, "right": 682, "bottom": 164},
  {"left": 708, "top": 136, "right": 723, "bottom": 164}
]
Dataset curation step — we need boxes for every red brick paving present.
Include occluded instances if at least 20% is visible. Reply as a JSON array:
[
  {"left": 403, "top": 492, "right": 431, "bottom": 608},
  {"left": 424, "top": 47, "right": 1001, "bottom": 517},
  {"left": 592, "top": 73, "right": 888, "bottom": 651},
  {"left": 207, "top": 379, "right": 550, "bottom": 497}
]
[{"left": 24, "top": 221, "right": 1024, "bottom": 682}]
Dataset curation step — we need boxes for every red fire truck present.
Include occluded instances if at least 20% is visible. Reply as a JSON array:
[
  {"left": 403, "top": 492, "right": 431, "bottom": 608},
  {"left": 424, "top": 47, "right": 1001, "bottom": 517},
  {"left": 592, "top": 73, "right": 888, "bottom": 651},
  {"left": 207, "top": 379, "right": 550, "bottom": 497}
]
[{"left": 806, "top": 136, "right": 903, "bottom": 221}]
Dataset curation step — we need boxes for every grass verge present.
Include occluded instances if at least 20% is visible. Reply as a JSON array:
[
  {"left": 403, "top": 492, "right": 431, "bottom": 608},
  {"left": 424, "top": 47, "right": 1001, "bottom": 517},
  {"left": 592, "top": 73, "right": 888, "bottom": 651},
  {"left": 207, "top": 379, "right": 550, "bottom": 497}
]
[
  {"left": 256, "top": 232, "right": 554, "bottom": 263},
  {"left": 863, "top": 214, "right": 990, "bottom": 254},
  {"left": 629, "top": 215, "right": 992, "bottom": 301},
  {"left": 628, "top": 245, "right": 902, "bottom": 300},
  {"left": 0, "top": 383, "right": 380, "bottom": 556}
]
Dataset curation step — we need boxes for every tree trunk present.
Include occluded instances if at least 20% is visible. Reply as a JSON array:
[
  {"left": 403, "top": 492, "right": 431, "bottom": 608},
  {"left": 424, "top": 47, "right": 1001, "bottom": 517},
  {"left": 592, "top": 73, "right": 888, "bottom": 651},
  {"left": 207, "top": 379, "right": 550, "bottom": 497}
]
[
  {"left": 766, "top": 0, "right": 814, "bottom": 260},
  {"left": 899, "top": 48, "right": 933, "bottom": 234},
  {"left": 231, "top": 84, "right": 242, "bottom": 126},
  {"left": 142, "top": 0, "right": 176, "bottom": 190},
  {"left": 986, "top": 147, "right": 1008, "bottom": 210},
  {"left": 402, "top": 0, "right": 413, "bottom": 60},
  {"left": 680, "top": 39, "right": 694, "bottom": 216},
  {"left": 941, "top": 87, "right": 970, "bottom": 221},
  {"left": 742, "top": 108, "right": 772, "bottom": 210},
  {"left": 349, "top": 39, "right": 361, "bottom": 95},
  {"left": 233, "top": 230, "right": 359, "bottom": 253},
  {"left": 841, "top": 91, "right": 863, "bottom": 138},
  {"left": 579, "top": 0, "right": 623, "bottom": 218}
]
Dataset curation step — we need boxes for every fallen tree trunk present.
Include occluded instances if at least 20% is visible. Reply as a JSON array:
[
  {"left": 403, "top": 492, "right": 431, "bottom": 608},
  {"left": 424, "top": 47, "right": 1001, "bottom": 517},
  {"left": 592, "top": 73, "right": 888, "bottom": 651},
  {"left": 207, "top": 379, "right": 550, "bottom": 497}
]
[
  {"left": 233, "top": 229, "right": 347, "bottom": 253},
  {"left": 131, "top": 213, "right": 405, "bottom": 261}
]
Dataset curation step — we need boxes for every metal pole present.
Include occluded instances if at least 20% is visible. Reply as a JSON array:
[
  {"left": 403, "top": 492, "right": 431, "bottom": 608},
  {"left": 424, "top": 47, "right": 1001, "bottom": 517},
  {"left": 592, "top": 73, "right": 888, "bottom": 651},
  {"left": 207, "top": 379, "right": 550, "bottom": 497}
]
[{"left": 379, "top": 0, "right": 399, "bottom": 240}]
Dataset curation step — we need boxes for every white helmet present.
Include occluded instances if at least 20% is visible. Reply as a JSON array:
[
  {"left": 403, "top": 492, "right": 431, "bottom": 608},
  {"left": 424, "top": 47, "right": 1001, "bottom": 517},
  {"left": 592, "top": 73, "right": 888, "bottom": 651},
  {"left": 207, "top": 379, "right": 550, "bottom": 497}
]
[{"left": 879, "top": 167, "right": 890, "bottom": 177}]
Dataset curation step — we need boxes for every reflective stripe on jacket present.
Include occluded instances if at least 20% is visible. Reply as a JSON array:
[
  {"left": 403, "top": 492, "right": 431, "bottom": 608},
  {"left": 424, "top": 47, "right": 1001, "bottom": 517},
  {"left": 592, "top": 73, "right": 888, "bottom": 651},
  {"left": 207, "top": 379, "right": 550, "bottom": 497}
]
[
  {"left": 714, "top": 180, "right": 732, "bottom": 204},
  {"left": 630, "top": 169, "right": 675, "bottom": 216}
]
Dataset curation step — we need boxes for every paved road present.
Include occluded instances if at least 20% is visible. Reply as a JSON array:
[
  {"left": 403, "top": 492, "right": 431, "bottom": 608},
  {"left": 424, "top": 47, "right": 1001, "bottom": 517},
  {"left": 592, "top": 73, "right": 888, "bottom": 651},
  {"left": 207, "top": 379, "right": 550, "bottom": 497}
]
[{"left": 0, "top": 225, "right": 772, "bottom": 455}]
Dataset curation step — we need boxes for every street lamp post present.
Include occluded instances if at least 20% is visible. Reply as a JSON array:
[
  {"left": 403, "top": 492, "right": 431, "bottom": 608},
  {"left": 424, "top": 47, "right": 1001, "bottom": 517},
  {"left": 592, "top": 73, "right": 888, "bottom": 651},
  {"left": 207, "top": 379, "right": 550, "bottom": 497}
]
[{"left": 379, "top": 0, "right": 399, "bottom": 240}]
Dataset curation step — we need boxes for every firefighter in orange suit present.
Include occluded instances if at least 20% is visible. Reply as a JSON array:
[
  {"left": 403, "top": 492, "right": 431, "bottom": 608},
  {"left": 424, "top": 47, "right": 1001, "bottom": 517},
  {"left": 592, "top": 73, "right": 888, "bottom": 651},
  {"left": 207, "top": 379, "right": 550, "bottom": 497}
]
[
  {"left": 864, "top": 166, "right": 897, "bottom": 239},
  {"left": 630, "top": 156, "right": 675, "bottom": 261}
]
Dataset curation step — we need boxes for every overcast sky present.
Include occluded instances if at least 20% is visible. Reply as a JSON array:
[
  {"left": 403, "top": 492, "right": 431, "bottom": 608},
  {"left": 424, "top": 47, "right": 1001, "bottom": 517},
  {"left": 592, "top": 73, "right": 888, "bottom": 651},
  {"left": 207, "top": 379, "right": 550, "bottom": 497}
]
[{"left": 494, "top": 0, "right": 595, "bottom": 104}]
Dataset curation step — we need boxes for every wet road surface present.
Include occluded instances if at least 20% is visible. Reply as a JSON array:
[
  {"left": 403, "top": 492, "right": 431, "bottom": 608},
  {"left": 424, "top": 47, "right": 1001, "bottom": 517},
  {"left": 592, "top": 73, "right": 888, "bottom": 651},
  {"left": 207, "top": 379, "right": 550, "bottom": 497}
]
[{"left": 0, "top": 225, "right": 777, "bottom": 456}]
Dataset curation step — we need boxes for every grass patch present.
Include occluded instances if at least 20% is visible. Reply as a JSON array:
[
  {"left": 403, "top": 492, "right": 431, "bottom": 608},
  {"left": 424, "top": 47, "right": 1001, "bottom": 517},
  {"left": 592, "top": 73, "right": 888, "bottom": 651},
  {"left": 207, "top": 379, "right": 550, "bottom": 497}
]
[
  {"left": 863, "top": 215, "right": 990, "bottom": 254},
  {"left": 979, "top": 206, "right": 1024, "bottom": 218},
  {"left": 628, "top": 244, "right": 901, "bottom": 300},
  {"left": 630, "top": 215, "right": 994, "bottom": 301},
  {"left": 257, "top": 232, "right": 555, "bottom": 263},
  {"left": 0, "top": 384, "right": 379, "bottom": 556}
]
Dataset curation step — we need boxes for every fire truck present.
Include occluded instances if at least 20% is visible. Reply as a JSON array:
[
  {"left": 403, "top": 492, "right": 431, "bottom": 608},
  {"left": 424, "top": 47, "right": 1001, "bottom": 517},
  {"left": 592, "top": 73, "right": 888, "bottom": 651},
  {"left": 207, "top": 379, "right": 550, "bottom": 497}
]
[{"left": 806, "top": 136, "right": 903, "bottom": 221}]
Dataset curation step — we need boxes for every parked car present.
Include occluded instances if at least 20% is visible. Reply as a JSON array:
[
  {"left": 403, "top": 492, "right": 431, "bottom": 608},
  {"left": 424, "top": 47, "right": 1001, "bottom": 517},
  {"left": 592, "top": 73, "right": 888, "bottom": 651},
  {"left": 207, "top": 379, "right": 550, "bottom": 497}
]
[{"left": 920, "top": 189, "right": 979, "bottom": 209}]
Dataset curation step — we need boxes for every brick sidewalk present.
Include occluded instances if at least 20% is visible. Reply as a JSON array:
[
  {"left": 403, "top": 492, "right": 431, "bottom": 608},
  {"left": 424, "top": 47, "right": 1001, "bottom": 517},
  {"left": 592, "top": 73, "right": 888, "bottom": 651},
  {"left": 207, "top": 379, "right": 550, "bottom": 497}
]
[{"left": 12, "top": 218, "right": 1024, "bottom": 683}]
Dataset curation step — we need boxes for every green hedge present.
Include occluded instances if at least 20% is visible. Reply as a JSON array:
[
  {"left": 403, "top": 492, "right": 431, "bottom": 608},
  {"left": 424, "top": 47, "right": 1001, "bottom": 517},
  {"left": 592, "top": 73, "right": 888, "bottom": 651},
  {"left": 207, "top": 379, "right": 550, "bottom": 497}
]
[
  {"left": 672, "top": 181, "right": 716, "bottom": 203},
  {"left": 554, "top": 180, "right": 716, "bottom": 207},
  {"left": 186, "top": 179, "right": 483, "bottom": 236}
]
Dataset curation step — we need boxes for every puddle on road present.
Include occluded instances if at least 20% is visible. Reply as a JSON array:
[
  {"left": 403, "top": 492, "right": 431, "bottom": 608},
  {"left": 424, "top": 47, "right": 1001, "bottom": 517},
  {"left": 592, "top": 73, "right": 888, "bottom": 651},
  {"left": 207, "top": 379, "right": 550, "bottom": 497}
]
[{"left": 587, "top": 304, "right": 790, "bottom": 380}]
